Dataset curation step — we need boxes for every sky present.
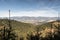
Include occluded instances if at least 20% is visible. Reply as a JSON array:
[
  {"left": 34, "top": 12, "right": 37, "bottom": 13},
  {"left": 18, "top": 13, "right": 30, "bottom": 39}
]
[{"left": 0, "top": 0, "right": 60, "bottom": 17}]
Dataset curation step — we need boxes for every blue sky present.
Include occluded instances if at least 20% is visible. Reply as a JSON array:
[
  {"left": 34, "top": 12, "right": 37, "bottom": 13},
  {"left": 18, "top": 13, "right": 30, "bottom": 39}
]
[{"left": 0, "top": 0, "right": 60, "bottom": 17}]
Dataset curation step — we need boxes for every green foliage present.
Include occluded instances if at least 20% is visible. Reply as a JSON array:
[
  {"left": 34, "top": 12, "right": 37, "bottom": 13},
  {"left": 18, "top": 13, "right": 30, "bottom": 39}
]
[{"left": 0, "top": 19, "right": 60, "bottom": 40}]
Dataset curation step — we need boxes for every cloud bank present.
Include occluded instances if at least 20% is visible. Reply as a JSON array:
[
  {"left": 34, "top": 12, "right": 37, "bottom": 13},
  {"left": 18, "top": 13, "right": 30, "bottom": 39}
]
[{"left": 0, "top": 9, "right": 58, "bottom": 17}]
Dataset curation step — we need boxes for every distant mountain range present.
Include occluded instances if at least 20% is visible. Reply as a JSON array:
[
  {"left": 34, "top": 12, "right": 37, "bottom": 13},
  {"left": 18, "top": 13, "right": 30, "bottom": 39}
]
[{"left": 0, "top": 16, "right": 59, "bottom": 24}]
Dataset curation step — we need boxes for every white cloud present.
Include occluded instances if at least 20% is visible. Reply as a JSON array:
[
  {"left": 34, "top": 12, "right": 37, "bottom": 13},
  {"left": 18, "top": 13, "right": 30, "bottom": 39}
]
[
  {"left": 0, "top": 11, "right": 9, "bottom": 17},
  {"left": 12, "top": 9, "right": 58, "bottom": 17},
  {"left": 0, "top": 9, "right": 58, "bottom": 17}
]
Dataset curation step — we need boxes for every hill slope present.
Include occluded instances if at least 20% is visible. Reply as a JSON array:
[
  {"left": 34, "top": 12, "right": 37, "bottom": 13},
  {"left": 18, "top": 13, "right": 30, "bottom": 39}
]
[
  {"left": 0, "top": 19, "right": 60, "bottom": 39},
  {"left": 0, "top": 19, "right": 35, "bottom": 37}
]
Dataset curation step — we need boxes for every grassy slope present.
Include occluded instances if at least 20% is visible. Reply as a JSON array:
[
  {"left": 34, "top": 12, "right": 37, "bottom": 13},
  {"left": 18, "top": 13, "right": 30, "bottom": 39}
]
[
  {"left": 0, "top": 19, "right": 60, "bottom": 38},
  {"left": 36, "top": 20, "right": 60, "bottom": 31},
  {"left": 0, "top": 19, "right": 35, "bottom": 37}
]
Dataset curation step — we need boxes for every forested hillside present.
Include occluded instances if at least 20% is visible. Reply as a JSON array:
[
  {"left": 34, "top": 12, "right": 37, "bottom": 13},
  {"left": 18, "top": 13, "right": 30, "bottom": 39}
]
[{"left": 0, "top": 19, "right": 60, "bottom": 40}]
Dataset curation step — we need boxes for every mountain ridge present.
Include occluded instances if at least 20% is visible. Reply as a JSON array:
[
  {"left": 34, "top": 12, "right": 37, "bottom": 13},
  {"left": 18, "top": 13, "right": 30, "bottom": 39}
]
[{"left": 0, "top": 16, "right": 59, "bottom": 25}]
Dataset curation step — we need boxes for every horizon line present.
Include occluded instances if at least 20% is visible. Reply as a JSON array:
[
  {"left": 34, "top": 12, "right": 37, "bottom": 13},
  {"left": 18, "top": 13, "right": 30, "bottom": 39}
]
[{"left": 0, "top": 16, "right": 59, "bottom": 18}]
